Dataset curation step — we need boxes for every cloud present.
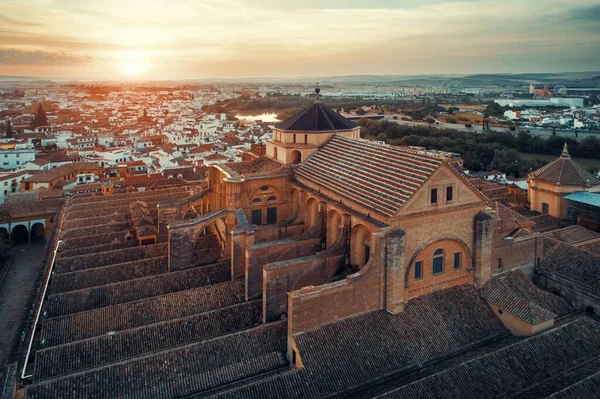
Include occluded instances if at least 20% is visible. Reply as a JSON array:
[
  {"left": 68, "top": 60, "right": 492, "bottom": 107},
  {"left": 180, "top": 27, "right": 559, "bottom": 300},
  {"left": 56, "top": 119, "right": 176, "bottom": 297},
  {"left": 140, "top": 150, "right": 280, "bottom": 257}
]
[
  {"left": 0, "top": 13, "right": 42, "bottom": 27},
  {"left": 0, "top": 49, "right": 93, "bottom": 65},
  {"left": 568, "top": 4, "right": 600, "bottom": 20}
]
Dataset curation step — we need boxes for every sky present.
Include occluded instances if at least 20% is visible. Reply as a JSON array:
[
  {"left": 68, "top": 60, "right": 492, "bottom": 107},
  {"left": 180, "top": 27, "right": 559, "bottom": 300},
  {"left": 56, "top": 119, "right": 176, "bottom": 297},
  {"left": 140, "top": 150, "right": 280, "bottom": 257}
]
[{"left": 0, "top": 0, "right": 599, "bottom": 80}]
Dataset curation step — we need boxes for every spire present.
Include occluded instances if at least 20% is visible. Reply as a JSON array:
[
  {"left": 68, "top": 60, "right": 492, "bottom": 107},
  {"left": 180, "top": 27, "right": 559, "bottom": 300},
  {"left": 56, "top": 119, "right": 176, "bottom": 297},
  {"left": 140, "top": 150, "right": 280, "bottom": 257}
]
[
  {"left": 314, "top": 81, "right": 321, "bottom": 103},
  {"left": 560, "top": 142, "right": 570, "bottom": 159}
]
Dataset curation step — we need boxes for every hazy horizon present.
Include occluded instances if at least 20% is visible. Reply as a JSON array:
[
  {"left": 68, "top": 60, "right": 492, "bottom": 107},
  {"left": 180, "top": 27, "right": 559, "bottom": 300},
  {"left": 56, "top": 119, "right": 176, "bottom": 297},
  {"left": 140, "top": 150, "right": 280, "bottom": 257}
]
[{"left": 1, "top": 0, "right": 599, "bottom": 80}]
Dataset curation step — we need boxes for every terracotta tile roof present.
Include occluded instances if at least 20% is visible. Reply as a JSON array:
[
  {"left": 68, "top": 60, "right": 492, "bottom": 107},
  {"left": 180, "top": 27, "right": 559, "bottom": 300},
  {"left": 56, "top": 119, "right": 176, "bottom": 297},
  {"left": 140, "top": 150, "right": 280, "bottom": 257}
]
[
  {"left": 529, "top": 214, "right": 571, "bottom": 233},
  {"left": 26, "top": 321, "right": 287, "bottom": 398},
  {"left": 531, "top": 144, "right": 600, "bottom": 187},
  {"left": 44, "top": 261, "right": 230, "bottom": 317},
  {"left": 42, "top": 280, "right": 245, "bottom": 346},
  {"left": 22, "top": 162, "right": 100, "bottom": 183},
  {"left": 35, "top": 301, "right": 263, "bottom": 381},
  {"left": 275, "top": 102, "right": 358, "bottom": 132},
  {"left": 296, "top": 136, "right": 443, "bottom": 218},
  {"left": 542, "top": 225, "right": 600, "bottom": 245},
  {"left": 538, "top": 241, "right": 600, "bottom": 293},
  {"left": 492, "top": 201, "right": 535, "bottom": 234},
  {"left": 374, "top": 318, "right": 600, "bottom": 399},
  {"left": 481, "top": 270, "right": 571, "bottom": 324},
  {"left": 224, "top": 157, "right": 283, "bottom": 177},
  {"left": 216, "top": 285, "right": 509, "bottom": 399}
]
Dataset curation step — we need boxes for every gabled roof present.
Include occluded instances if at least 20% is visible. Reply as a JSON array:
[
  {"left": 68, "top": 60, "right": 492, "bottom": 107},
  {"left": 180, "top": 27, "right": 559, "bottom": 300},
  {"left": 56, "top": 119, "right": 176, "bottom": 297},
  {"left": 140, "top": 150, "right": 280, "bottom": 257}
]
[
  {"left": 538, "top": 240, "right": 600, "bottom": 293},
  {"left": 492, "top": 201, "right": 535, "bottom": 234},
  {"left": 295, "top": 135, "right": 443, "bottom": 218},
  {"left": 530, "top": 144, "right": 600, "bottom": 186},
  {"left": 481, "top": 270, "right": 571, "bottom": 324},
  {"left": 275, "top": 102, "right": 357, "bottom": 132}
]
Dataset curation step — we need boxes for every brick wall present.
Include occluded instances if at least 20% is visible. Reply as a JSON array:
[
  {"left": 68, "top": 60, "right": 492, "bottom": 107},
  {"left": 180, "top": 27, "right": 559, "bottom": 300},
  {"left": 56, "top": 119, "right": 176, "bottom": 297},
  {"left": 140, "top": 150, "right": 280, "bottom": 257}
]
[
  {"left": 245, "top": 238, "right": 321, "bottom": 299},
  {"left": 288, "top": 232, "right": 386, "bottom": 334},
  {"left": 263, "top": 254, "right": 344, "bottom": 322}
]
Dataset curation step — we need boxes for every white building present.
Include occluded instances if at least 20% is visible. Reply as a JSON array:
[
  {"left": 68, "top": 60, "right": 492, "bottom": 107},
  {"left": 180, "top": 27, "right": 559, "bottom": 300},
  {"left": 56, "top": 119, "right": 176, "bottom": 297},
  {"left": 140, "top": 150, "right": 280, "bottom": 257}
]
[
  {"left": 0, "top": 171, "right": 31, "bottom": 203},
  {"left": 0, "top": 148, "right": 36, "bottom": 170}
]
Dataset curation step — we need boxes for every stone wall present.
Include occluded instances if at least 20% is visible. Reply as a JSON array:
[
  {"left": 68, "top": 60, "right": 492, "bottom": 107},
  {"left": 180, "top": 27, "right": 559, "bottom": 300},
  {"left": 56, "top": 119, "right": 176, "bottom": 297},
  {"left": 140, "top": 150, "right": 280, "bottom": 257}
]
[
  {"left": 535, "top": 272, "right": 600, "bottom": 316},
  {"left": 245, "top": 238, "right": 321, "bottom": 299},
  {"left": 491, "top": 234, "right": 541, "bottom": 276},
  {"left": 254, "top": 223, "right": 305, "bottom": 243},
  {"left": 168, "top": 209, "right": 227, "bottom": 271},
  {"left": 287, "top": 232, "right": 386, "bottom": 334},
  {"left": 263, "top": 254, "right": 344, "bottom": 322}
]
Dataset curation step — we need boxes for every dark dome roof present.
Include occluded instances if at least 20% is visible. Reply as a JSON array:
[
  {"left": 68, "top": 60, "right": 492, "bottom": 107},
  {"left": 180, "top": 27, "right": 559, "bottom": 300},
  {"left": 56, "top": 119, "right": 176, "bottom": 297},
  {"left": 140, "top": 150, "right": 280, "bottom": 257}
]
[
  {"left": 531, "top": 144, "right": 600, "bottom": 186},
  {"left": 275, "top": 102, "right": 358, "bottom": 132}
]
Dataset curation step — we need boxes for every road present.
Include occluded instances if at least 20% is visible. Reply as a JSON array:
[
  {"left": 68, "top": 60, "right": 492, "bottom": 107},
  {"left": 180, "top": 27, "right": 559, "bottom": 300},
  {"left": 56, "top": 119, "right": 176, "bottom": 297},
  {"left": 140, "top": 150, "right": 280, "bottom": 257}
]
[{"left": 0, "top": 243, "right": 44, "bottom": 395}]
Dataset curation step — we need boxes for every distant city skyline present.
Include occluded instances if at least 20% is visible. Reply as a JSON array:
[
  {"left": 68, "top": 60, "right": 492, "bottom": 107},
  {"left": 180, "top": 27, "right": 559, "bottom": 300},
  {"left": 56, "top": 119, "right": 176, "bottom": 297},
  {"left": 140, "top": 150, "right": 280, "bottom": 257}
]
[{"left": 0, "top": 0, "right": 599, "bottom": 80}]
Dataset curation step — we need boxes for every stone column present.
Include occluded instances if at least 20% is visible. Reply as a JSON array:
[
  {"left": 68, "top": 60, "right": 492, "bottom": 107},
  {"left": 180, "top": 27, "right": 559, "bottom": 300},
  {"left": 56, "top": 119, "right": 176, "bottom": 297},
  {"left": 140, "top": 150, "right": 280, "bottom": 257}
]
[
  {"left": 473, "top": 211, "right": 493, "bottom": 287},
  {"left": 383, "top": 229, "right": 406, "bottom": 314},
  {"left": 231, "top": 227, "right": 254, "bottom": 280}
]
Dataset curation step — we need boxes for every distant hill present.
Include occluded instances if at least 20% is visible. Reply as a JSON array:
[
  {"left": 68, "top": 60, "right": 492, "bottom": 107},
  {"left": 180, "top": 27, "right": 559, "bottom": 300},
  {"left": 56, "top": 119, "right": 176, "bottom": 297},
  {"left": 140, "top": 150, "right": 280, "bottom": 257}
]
[
  {"left": 197, "top": 72, "right": 600, "bottom": 88},
  {"left": 1, "top": 72, "right": 599, "bottom": 88}
]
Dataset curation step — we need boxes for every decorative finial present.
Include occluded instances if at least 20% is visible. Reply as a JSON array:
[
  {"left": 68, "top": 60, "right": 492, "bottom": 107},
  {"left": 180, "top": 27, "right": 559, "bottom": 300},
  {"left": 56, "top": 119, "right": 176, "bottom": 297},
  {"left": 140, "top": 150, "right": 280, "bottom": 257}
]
[
  {"left": 561, "top": 142, "right": 570, "bottom": 158},
  {"left": 314, "top": 81, "right": 321, "bottom": 103}
]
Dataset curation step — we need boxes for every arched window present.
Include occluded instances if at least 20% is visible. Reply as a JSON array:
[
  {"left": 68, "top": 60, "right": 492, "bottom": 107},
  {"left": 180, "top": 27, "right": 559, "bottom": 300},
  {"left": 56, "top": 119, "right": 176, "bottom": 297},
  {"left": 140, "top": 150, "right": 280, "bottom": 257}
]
[
  {"left": 252, "top": 198, "right": 262, "bottom": 204},
  {"left": 267, "top": 196, "right": 276, "bottom": 202},
  {"left": 433, "top": 249, "right": 444, "bottom": 275}
]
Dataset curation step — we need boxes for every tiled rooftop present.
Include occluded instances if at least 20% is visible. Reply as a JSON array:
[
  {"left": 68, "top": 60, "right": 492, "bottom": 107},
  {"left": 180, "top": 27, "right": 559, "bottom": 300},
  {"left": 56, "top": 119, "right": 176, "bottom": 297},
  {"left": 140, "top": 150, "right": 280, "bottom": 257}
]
[
  {"left": 296, "top": 136, "right": 442, "bottom": 218},
  {"left": 481, "top": 270, "right": 572, "bottom": 324}
]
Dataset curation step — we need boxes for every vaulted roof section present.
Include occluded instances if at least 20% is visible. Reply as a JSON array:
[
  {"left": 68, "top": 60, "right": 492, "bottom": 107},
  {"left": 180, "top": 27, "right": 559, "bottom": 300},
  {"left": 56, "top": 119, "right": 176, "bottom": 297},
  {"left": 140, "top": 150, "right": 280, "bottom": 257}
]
[
  {"left": 275, "top": 102, "right": 357, "bottom": 132},
  {"left": 295, "top": 135, "right": 443, "bottom": 218}
]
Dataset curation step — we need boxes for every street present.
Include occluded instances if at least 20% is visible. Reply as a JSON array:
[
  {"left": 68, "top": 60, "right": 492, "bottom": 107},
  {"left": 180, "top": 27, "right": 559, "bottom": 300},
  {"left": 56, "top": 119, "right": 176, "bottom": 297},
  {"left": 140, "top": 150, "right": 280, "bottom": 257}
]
[{"left": 0, "top": 243, "right": 45, "bottom": 395}]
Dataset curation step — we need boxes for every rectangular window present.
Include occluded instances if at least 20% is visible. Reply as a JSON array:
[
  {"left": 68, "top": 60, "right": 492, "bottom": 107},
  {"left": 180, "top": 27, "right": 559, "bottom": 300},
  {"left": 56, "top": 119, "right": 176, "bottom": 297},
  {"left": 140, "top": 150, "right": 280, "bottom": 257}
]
[
  {"left": 542, "top": 203, "right": 549, "bottom": 214},
  {"left": 498, "top": 258, "right": 503, "bottom": 270},
  {"left": 430, "top": 188, "right": 438, "bottom": 204},
  {"left": 293, "top": 134, "right": 296, "bottom": 143},
  {"left": 414, "top": 261, "right": 423, "bottom": 280},
  {"left": 446, "top": 186, "right": 453, "bottom": 202},
  {"left": 454, "top": 252, "right": 461, "bottom": 270},
  {"left": 304, "top": 135, "right": 308, "bottom": 144},
  {"left": 266, "top": 207, "right": 277, "bottom": 224},
  {"left": 251, "top": 209, "right": 262, "bottom": 225},
  {"left": 433, "top": 257, "right": 444, "bottom": 275}
]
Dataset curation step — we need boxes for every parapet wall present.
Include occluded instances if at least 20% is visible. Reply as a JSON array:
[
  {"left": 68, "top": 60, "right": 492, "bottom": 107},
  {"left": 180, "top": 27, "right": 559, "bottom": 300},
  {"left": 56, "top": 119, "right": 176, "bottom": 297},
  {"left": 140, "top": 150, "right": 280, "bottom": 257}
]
[
  {"left": 245, "top": 237, "right": 321, "bottom": 299},
  {"left": 263, "top": 253, "right": 344, "bottom": 322}
]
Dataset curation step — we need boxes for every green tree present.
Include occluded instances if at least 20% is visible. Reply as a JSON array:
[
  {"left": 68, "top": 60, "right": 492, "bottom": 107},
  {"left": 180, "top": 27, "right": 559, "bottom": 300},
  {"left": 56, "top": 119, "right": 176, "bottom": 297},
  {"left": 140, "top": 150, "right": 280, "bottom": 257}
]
[
  {"left": 5, "top": 120, "right": 12, "bottom": 138},
  {"left": 33, "top": 104, "right": 48, "bottom": 127}
]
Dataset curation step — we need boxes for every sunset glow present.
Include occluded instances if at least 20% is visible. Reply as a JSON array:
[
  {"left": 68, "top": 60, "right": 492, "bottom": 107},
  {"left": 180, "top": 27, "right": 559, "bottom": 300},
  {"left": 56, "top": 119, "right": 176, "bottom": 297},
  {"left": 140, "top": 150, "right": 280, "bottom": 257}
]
[{"left": 0, "top": 0, "right": 599, "bottom": 80}]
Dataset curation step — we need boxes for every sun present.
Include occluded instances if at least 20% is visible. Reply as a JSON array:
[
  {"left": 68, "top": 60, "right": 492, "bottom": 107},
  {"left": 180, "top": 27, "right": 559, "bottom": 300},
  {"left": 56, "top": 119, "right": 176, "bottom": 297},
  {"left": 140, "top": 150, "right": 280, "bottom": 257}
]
[{"left": 118, "top": 57, "right": 146, "bottom": 77}]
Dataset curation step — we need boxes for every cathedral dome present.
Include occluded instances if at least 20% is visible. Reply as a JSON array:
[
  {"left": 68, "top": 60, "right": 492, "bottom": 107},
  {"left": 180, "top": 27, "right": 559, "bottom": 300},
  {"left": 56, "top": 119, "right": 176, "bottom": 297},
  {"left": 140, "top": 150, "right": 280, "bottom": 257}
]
[{"left": 274, "top": 102, "right": 357, "bottom": 132}]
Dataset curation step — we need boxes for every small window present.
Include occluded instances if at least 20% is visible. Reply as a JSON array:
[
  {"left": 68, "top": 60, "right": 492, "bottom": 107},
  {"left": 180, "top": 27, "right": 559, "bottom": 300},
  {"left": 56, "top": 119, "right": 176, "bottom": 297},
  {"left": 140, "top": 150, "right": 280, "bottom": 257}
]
[
  {"left": 414, "top": 261, "right": 423, "bottom": 280},
  {"left": 304, "top": 135, "right": 308, "bottom": 144},
  {"left": 293, "top": 134, "right": 296, "bottom": 143},
  {"left": 430, "top": 188, "right": 438, "bottom": 204},
  {"left": 260, "top": 185, "right": 269, "bottom": 191},
  {"left": 267, "top": 196, "right": 276, "bottom": 202},
  {"left": 252, "top": 198, "right": 262, "bottom": 203},
  {"left": 453, "top": 252, "right": 461, "bottom": 270},
  {"left": 498, "top": 258, "right": 503, "bottom": 270},
  {"left": 446, "top": 186, "right": 453, "bottom": 202},
  {"left": 433, "top": 249, "right": 444, "bottom": 275}
]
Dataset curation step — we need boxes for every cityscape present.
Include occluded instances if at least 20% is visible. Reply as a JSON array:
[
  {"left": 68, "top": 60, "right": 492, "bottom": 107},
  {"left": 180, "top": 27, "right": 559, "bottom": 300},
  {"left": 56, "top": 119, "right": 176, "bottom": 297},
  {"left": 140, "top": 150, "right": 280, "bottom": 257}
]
[{"left": 0, "top": 1, "right": 600, "bottom": 399}]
